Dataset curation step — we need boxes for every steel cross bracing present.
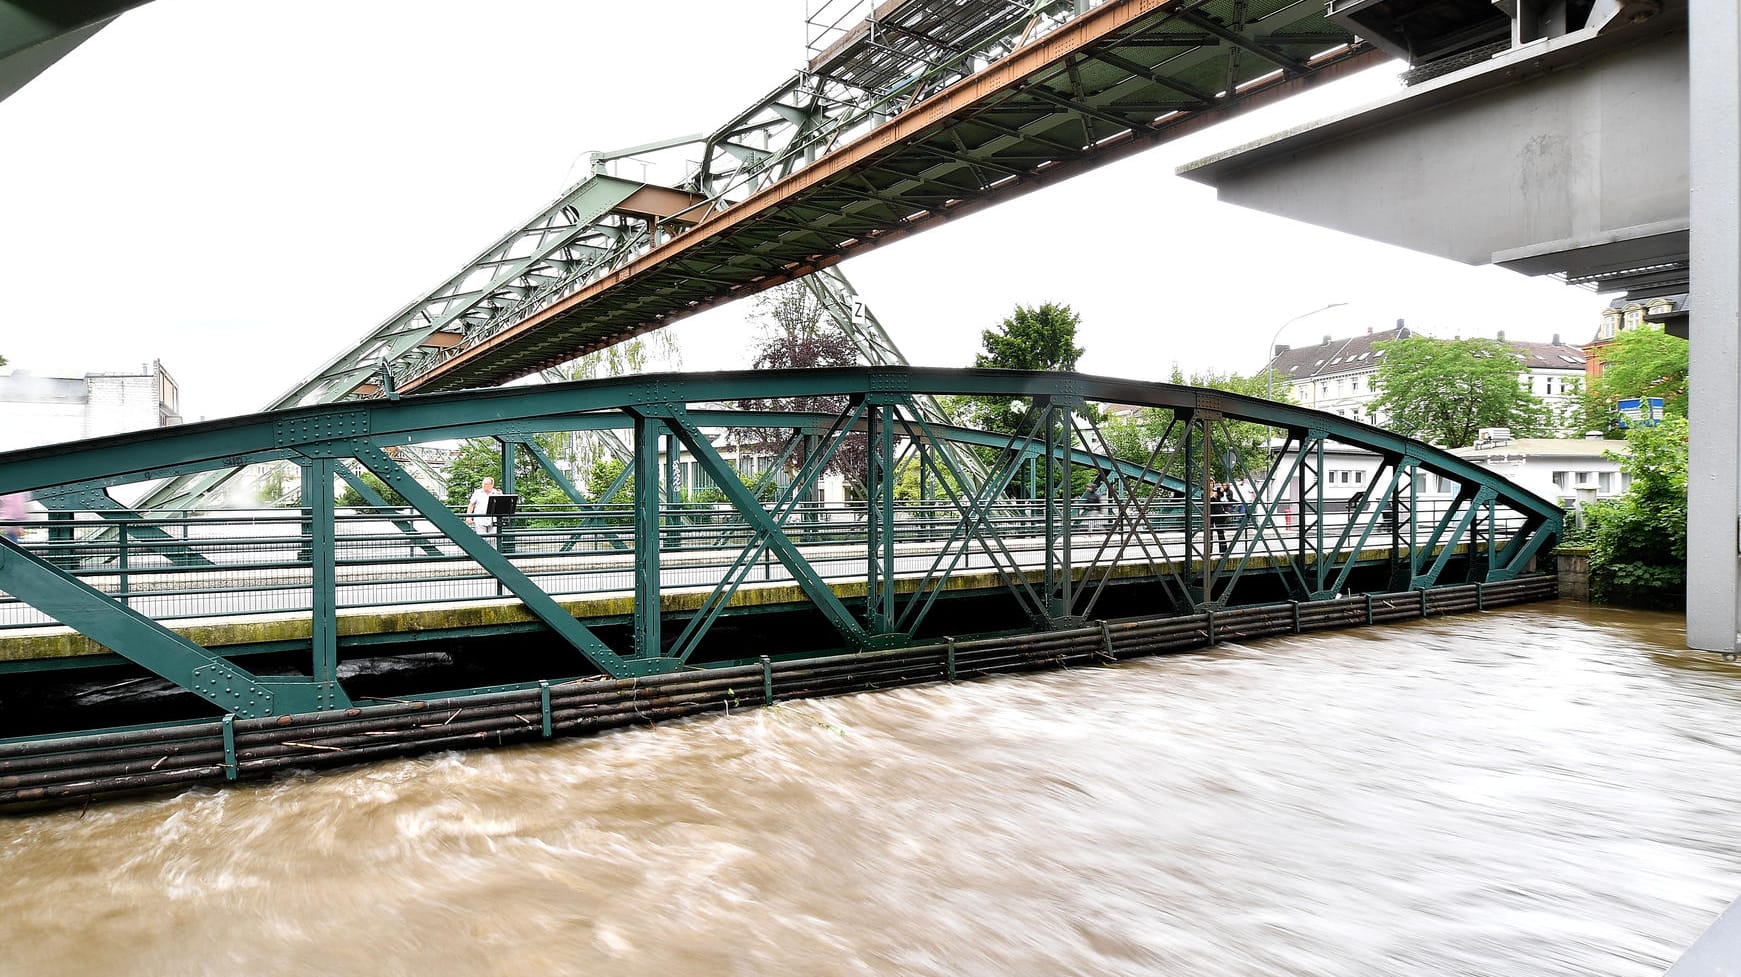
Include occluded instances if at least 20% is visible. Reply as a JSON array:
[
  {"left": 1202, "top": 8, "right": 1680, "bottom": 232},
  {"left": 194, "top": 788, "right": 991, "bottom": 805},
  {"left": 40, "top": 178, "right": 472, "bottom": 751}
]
[
  {"left": 0, "top": 368, "right": 1559, "bottom": 723},
  {"left": 277, "top": 0, "right": 1376, "bottom": 402}
]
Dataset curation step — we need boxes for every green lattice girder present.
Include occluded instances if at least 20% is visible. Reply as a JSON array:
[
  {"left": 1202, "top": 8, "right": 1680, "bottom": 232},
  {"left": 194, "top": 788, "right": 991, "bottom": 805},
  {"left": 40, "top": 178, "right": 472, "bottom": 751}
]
[{"left": 0, "top": 368, "right": 1561, "bottom": 714}]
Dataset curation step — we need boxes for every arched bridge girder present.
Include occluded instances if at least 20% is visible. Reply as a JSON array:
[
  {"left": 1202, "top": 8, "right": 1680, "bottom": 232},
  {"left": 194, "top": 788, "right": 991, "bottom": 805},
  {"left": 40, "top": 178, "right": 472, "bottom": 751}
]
[{"left": 0, "top": 369, "right": 1560, "bottom": 718}]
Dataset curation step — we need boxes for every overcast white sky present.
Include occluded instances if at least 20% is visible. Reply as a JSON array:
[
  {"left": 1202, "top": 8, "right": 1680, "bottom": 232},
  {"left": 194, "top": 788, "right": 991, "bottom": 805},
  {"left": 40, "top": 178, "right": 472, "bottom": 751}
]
[{"left": 0, "top": 0, "right": 1611, "bottom": 421}]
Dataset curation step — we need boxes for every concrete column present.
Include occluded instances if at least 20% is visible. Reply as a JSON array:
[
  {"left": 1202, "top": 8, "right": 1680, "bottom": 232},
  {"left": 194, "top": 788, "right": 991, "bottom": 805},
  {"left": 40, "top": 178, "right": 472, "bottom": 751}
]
[{"left": 1687, "top": 1, "right": 1741, "bottom": 652}]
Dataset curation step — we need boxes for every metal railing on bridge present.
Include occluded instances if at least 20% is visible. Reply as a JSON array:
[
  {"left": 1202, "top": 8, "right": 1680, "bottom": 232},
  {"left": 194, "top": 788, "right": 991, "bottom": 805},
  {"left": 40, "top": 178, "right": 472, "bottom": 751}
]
[{"left": 0, "top": 496, "right": 1528, "bottom": 634}]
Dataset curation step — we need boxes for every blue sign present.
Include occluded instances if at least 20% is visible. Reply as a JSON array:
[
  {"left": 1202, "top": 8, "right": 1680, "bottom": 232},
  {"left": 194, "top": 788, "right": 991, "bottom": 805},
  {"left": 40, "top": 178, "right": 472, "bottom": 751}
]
[{"left": 1617, "top": 397, "right": 1664, "bottom": 429}]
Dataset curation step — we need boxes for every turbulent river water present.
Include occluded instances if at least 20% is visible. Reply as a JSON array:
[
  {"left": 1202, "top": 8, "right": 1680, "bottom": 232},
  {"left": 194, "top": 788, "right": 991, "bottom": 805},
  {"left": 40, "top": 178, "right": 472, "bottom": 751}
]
[{"left": 2, "top": 600, "right": 1736, "bottom": 976}]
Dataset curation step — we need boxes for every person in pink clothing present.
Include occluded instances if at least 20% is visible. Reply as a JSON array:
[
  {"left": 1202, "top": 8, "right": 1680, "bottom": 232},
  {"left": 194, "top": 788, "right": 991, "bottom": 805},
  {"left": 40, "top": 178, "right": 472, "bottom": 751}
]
[{"left": 0, "top": 492, "right": 27, "bottom": 544}]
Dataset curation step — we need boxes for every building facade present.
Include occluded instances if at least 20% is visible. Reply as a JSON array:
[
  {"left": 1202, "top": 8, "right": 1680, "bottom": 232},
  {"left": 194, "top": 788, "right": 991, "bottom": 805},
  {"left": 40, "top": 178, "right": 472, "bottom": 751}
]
[
  {"left": 1584, "top": 293, "right": 1685, "bottom": 381},
  {"left": 1262, "top": 325, "right": 1588, "bottom": 435},
  {"left": 1448, "top": 431, "right": 1630, "bottom": 506},
  {"left": 0, "top": 361, "right": 183, "bottom": 452}
]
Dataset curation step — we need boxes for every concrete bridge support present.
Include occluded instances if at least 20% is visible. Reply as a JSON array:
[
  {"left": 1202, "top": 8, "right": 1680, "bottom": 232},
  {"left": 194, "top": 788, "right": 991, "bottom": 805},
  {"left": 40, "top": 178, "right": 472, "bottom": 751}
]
[{"left": 1688, "top": 2, "right": 1741, "bottom": 654}]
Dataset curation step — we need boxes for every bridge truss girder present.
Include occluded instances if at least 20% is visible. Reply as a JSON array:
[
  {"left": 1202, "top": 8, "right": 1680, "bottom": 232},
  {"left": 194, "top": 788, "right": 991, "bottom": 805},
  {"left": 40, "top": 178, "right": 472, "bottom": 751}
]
[{"left": 0, "top": 368, "right": 1560, "bottom": 721}]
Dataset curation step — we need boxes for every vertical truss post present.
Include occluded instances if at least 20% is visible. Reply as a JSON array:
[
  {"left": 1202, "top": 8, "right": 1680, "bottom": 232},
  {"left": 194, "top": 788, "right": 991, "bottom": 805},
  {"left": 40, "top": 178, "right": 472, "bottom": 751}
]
[
  {"left": 1312, "top": 436, "right": 1327, "bottom": 594},
  {"left": 1388, "top": 458, "right": 1420, "bottom": 590},
  {"left": 633, "top": 414, "right": 663, "bottom": 659},
  {"left": 300, "top": 458, "right": 340, "bottom": 692},
  {"left": 499, "top": 440, "right": 517, "bottom": 495},
  {"left": 865, "top": 398, "right": 898, "bottom": 633},
  {"left": 663, "top": 432, "right": 680, "bottom": 549},
  {"left": 1183, "top": 413, "right": 1199, "bottom": 582},
  {"left": 1199, "top": 412, "right": 1217, "bottom": 607},
  {"left": 1043, "top": 400, "right": 1078, "bottom": 623}
]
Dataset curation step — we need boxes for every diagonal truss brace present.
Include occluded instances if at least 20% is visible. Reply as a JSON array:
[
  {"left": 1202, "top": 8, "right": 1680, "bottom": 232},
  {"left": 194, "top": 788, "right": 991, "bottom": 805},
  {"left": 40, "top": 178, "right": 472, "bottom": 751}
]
[
  {"left": 349, "top": 441, "right": 674, "bottom": 677},
  {"left": 642, "top": 403, "right": 876, "bottom": 651},
  {"left": 0, "top": 537, "right": 345, "bottom": 718}
]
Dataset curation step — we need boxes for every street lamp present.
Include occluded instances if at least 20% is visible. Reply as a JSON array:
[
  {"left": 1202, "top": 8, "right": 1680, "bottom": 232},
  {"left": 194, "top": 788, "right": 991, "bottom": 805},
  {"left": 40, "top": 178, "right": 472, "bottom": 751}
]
[{"left": 1265, "top": 302, "right": 1348, "bottom": 401}]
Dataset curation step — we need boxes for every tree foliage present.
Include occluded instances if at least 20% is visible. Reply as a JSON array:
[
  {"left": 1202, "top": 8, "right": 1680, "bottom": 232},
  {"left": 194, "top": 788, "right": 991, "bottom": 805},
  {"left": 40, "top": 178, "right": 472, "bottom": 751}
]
[
  {"left": 1369, "top": 336, "right": 1546, "bottom": 447},
  {"left": 1100, "top": 366, "right": 1291, "bottom": 484},
  {"left": 955, "top": 302, "right": 1086, "bottom": 436},
  {"left": 444, "top": 435, "right": 567, "bottom": 509},
  {"left": 1588, "top": 327, "right": 1689, "bottom": 425},
  {"left": 1584, "top": 416, "right": 1687, "bottom": 608},
  {"left": 336, "top": 469, "right": 408, "bottom": 509},
  {"left": 732, "top": 283, "right": 866, "bottom": 493}
]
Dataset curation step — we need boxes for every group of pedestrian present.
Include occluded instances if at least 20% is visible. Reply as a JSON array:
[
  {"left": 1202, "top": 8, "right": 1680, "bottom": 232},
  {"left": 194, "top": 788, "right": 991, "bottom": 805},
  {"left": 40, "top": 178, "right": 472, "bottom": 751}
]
[{"left": 1210, "top": 481, "right": 1243, "bottom": 553}]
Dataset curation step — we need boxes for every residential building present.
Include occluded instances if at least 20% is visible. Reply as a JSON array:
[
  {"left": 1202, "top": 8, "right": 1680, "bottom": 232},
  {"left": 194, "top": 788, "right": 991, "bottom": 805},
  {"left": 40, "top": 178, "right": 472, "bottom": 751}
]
[
  {"left": 0, "top": 360, "right": 183, "bottom": 452},
  {"left": 1261, "top": 324, "right": 1588, "bottom": 434},
  {"left": 1585, "top": 293, "right": 1685, "bottom": 381},
  {"left": 1447, "top": 430, "right": 1629, "bottom": 506}
]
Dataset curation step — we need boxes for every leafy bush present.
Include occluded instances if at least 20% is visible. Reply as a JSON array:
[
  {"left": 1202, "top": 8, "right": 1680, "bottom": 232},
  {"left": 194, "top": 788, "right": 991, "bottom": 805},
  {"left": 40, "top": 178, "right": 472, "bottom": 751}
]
[{"left": 1585, "top": 417, "right": 1686, "bottom": 608}]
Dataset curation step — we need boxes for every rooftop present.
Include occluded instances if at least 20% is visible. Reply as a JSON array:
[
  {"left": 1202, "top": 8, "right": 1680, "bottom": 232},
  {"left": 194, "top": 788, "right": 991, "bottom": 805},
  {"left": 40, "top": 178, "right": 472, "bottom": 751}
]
[{"left": 1264, "top": 328, "right": 1585, "bottom": 382}]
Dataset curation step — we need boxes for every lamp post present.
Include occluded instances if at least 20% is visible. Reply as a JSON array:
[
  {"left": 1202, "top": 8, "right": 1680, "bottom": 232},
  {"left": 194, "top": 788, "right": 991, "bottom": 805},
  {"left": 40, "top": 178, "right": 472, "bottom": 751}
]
[{"left": 1264, "top": 302, "right": 1348, "bottom": 401}]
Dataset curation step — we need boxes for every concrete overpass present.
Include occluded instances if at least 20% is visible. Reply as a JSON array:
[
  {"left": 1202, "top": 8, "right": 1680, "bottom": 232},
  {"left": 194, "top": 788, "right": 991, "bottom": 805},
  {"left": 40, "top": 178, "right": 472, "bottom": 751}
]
[{"left": 1180, "top": 0, "right": 1739, "bottom": 653}]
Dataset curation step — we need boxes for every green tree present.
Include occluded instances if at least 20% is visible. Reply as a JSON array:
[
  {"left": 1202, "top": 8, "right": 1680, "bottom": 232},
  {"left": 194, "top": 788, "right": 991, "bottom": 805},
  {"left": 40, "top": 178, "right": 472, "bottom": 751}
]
[
  {"left": 1369, "top": 336, "right": 1547, "bottom": 448},
  {"left": 893, "top": 454, "right": 964, "bottom": 501},
  {"left": 1589, "top": 327, "right": 1689, "bottom": 426},
  {"left": 731, "top": 283, "right": 866, "bottom": 493},
  {"left": 1100, "top": 366, "right": 1291, "bottom": 483},
  {"left": 336, "top": 469, "right": 408, "bottom": 509},
  {"left": 583, "top": 457, "right": 632, "bottom": 504},
  {"left": 956, "top": 302, "right": 1086, "bottom": 435},
  {"left": 444, "top": 436, "right": 563, "bottom": 509},
  {"left": 1584, "top": 416, "right": 1687, "bottom": 608}
]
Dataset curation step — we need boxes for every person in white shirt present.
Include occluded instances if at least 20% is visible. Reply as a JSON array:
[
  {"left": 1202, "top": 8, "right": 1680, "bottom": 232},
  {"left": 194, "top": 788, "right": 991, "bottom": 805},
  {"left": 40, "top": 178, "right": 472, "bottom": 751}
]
[{"left": 466, "top": 476, "right": 499, "bottom": 534}]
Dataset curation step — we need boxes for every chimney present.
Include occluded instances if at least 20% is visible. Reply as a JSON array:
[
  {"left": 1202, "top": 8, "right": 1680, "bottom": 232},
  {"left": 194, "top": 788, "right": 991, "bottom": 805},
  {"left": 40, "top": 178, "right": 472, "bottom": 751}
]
[
  {"left": 1395, "top": 318, "right": 1405, "bottom": 330},
  {"left": 1322, "top": 335, "right": 1332, "bottom": 346},
  {"left": 1273, "top": 344, "right": 1291, "bottom": 356},
  {"left": 1552, "top": 332, "right": 1561, "bottom": 345},
  {"left": 1366, "top": 326, "right": 1373, "bottom": 335},
  {"left": 1497, "top": 329, "right": 1505, "bottom": 341}
]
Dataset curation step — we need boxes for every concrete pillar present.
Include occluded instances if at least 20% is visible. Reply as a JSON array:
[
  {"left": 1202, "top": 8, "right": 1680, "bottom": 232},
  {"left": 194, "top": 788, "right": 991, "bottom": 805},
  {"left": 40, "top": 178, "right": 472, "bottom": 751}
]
[{"left": 1687, "top": 1, "right": 1741, "bottom": 652}]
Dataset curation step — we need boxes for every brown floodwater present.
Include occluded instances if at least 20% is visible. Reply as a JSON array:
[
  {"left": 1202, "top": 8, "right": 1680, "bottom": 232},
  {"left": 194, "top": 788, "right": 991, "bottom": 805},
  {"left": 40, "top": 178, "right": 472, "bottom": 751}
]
[{"left": 1, "top": 600, "right": 1736, "bottom": 976}]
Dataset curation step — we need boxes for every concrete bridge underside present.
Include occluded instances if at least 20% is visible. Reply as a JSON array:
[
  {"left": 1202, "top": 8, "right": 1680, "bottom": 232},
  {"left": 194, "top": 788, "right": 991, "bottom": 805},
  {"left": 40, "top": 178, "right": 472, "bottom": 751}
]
[{"left": 1181, "top": 2, "right": 1740, "bottom": 653}]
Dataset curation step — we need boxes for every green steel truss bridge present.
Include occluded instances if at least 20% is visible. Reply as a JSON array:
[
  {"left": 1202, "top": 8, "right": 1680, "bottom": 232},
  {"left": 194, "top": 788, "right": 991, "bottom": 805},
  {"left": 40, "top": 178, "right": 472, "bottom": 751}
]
[{"left": 0, "top": 369, "right": 1560, "bottom": 807}]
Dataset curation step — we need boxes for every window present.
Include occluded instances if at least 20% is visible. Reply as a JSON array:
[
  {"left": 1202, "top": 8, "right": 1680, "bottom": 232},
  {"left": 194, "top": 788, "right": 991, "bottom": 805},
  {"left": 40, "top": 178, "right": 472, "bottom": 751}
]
[
  {"left": 1598, "top": 472, "right": 1614, "bottom": 493},
  {"left": 1552, "top": 471, "right": 1570, "bottom": 488},
  {"left": 1320, "top": 382, "right": 1329, "bottom": 397},
  {"left": 1355, "top": 471, "right": 1366, "bottom": 484}
]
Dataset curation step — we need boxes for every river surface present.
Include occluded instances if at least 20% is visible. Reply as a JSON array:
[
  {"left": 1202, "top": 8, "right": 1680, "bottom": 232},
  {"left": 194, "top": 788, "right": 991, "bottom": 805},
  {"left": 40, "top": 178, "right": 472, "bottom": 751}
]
[{"left": 2, "top": 600, "right": 1736, "bottom": 976}]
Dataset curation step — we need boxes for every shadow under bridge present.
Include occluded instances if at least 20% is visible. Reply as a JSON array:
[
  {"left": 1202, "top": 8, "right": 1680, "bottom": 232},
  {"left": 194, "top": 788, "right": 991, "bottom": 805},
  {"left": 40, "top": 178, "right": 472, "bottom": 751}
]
[{"left": 0, "top": 368, "right": 1563, "bottom": 723}]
